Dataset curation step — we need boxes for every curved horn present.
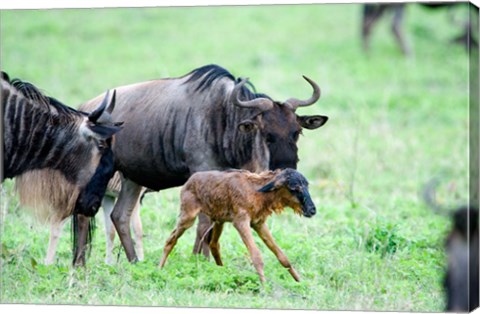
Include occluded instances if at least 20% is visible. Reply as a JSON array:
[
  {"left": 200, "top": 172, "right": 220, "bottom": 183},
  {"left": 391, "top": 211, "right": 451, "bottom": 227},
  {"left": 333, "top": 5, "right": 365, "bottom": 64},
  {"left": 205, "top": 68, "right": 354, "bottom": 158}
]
[
  {"left": 106, "top": 89, "right": 117, "bottom": 114},
  {"left": 88, "top": 90, "right": 110, "bottom": 122},
  {"left": 284, "top": 75, "right": 321, "bottom": 110},
  {"left": 230, "top": 78, "right": 274, "bottom": 112}
]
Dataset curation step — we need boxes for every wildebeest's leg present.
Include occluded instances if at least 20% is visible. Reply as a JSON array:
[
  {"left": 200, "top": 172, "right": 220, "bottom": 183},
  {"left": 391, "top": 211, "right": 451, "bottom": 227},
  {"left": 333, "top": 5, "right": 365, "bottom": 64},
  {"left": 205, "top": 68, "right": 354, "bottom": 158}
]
[
  {"left": 73, "top": 214, "right": 90, "bottom": 267},
  {"left": 233, "top": 219, "right": 266, "bottom": 283},
  {"left": 102, "top": 195, "right": 116, "bottom": 265},
  {"left": 193, "top": 213, "right": 212, "bottom": 258},
  {"left": 391, "top": 4, "right": 411, "bottom": 56},
  {"left": 110, "top": 177, "right": 144, "bottom": 263},
  {"left": 159, "top": 204, "right": 200, "bottom": 268},
  {"left": 45, "top": 217, "right": 68, "bottom": 265},
  {"left": 362, "top": 4, "right": 387, "bottom": 53},
  {"left": 253, "top": 223, "right": 300, "bottom": 282},
  {"left": 131, "top": 195, "right": 144, "bottom": 261},
  {"left": 209, "top": 222, "right": 224, "bottom": 266}
]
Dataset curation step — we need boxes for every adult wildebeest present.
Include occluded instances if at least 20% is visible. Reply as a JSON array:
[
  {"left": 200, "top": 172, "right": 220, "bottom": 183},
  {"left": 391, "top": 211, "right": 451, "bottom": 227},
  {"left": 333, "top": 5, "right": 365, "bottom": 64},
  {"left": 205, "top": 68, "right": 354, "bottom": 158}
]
[
  {"left": 362, "top": 2, "right": 477, "bottom": 56},
  {"left": 80, "top": 64, "right": 329, "bottom": 263},
  {"left": 2, "top": 71, "right": 121, "bottom": 184},
  {"left": 2, "top": 71, "right": 122, "bottom": 265},
  {"left": 423, "top": 179, "right": 479, "bottom": 311}
]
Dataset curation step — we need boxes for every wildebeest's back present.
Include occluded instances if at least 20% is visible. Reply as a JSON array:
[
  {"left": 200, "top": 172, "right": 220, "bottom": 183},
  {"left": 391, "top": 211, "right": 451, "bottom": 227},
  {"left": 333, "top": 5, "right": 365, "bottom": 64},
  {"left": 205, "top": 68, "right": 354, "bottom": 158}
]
[
  {"left": 183, "top": 170, "right": 275, "bottom": 222},
  {"left": 81, "top": 79, "right": 197, "bottom": 190}
]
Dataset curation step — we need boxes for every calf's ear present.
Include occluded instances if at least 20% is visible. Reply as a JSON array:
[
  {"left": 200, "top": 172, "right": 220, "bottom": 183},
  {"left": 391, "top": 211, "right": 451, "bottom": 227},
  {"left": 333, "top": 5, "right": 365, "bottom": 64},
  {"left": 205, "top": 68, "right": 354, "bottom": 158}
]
[
  {"left": 297, "top": 115, "right": 328, "bottom": 130},
  {"left": 258, "top": 172, "right": 288, "bottom": 192},
  {"left": 258, "top": 181, "right": 276, "bottom": 193}
]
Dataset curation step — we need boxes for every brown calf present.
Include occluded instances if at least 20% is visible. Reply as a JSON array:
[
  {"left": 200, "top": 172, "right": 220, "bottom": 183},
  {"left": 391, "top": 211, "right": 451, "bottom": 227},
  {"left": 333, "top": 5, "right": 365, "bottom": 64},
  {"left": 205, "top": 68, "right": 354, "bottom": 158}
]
[{"left": 159, "top": 168, "right": 316, "bottom": 283}]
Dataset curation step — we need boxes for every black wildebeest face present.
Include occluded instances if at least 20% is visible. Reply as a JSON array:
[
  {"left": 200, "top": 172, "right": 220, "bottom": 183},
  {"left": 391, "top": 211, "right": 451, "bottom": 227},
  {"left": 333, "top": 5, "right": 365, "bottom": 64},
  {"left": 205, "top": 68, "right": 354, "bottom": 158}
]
[
  {"left": 231, "top": 76, "right": 328, "bottom": 171},
  {"left": 261, "top": 103, "right": 328, "bottom": 170}
]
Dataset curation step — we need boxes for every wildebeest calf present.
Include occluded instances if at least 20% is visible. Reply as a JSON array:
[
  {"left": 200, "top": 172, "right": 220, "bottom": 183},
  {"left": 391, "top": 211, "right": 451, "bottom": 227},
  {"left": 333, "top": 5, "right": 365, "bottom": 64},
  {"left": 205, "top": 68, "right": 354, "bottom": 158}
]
[{"left": 159, "top": 168, "right": 316, "bottom": 283}]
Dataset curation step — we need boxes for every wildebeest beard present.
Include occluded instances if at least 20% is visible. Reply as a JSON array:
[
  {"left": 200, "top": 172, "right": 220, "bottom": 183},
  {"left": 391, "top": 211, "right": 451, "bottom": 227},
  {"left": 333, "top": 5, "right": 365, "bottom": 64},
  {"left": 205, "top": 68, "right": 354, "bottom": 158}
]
[{"left": 268, "top": 139, "right": 299, "bottom": 170}]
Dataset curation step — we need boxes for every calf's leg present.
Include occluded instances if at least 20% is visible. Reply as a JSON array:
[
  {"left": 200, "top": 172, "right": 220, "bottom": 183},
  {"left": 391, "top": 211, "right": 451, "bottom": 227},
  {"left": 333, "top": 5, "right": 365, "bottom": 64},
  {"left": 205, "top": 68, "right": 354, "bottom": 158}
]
[
  {"left": 233, "top": 219, "right": 266, "bottom": 283},
  {"left": 159, "top": 199, "right": 201, "bottom": 268},
  {"left": 209, "top": 222, "right": 224, "bottom": 266},
  {"left": 193, "top": 213, "right": 212, "bottom": 257},
  {"left": 253, "top": 223, "right": 300, "bottom": 282}
]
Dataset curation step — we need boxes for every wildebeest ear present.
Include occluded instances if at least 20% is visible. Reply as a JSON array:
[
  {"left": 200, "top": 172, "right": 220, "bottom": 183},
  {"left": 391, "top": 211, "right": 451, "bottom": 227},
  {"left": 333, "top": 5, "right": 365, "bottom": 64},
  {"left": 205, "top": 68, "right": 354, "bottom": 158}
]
[
  {"left": 297, "top": 115, "right": 328, "bottom": 130},
  {"left": 258, "top": 181, "right": 276, "bottom": 193},
  {"left": 238, "top": 120, "right": 258, "bottom": 133},
  {"left": 87, "top": 123, "right": 123, "bottom": 140}
]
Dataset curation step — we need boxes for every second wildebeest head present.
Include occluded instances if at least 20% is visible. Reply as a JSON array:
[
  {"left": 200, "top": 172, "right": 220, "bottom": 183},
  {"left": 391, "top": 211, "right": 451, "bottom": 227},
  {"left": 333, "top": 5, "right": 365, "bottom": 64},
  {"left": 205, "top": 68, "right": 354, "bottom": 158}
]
[{"left": 258, "top": 168, "right": 316, "bottom": 218}]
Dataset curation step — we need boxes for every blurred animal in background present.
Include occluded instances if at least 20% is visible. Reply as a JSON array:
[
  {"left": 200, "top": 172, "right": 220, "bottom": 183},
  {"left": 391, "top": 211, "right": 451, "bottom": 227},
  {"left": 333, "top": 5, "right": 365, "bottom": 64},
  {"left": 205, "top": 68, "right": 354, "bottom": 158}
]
[
  {"left": 361, "top": 3, "right": 478, "bottom": 56},
  {"left": 159, "top": 168, "right": 316, "bottom": 283},
  {"left": 444, "top": 207, "right": 479, "bottom": 311},
  {"left": 422, "top": 178, "right": 479, "bottom": 311},
  {"left": 80, "top": 64, "right": 329, "bottom": 264}
]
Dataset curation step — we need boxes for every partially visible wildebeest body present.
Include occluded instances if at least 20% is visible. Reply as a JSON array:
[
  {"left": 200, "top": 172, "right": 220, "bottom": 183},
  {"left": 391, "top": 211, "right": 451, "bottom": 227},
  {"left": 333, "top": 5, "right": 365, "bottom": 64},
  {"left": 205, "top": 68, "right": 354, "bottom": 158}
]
[
  {"left": 423, "top": 179, "right": 479, "bottom": 311},
  {"left": 159, "top": 168, "right": 316, "bottom": 283},
  {"left": 444, "top": 206, "right": 479, "bottom": 312},
  {"left": 2, "top": 72, "right": 121, "bottom": 185},
  {"left": 362, "top": 2, "right": 477, "bottom": 56},
  {"left": 9, "top": 81, "right": 122, "bottom": 265},
  {"left": 81, "top": 64, "right": 329, "bottom": 262}
]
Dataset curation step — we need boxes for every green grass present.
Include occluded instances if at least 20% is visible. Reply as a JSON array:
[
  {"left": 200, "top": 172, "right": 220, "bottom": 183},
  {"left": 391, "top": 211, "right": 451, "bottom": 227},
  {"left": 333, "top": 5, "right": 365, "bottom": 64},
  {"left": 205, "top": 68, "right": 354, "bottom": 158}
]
[{"left": 0, "top": 3, "right": 472, "bottom": 311}]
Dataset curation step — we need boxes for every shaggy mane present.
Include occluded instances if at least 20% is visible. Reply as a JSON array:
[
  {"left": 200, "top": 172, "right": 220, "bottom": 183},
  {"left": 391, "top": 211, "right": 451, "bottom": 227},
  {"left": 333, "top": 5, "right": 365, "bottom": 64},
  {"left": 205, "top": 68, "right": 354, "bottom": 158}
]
[
  {"left": 6, "top": 73, "right": 81, "bottom": 118},
  {"left": 183, "top": 64, "right": 272, "bottom": 101}
]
